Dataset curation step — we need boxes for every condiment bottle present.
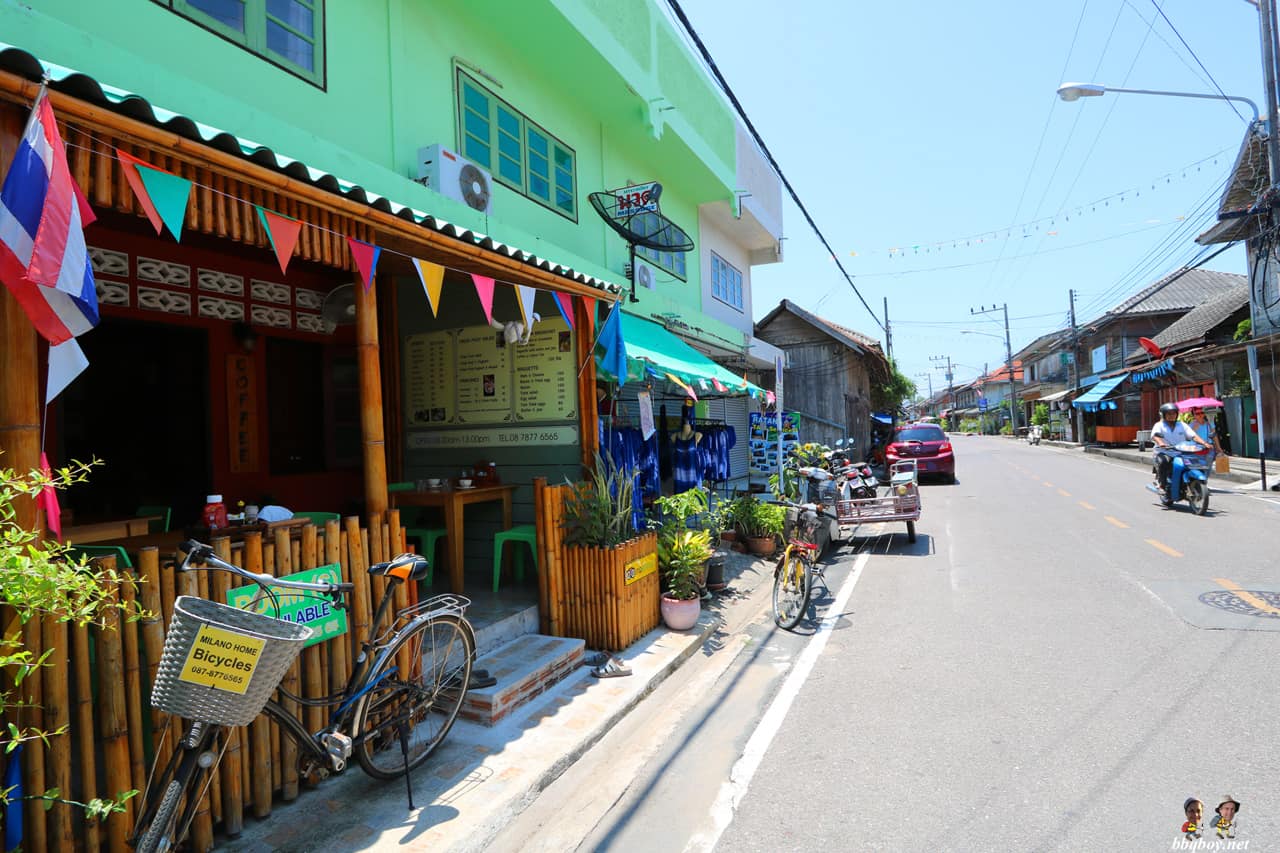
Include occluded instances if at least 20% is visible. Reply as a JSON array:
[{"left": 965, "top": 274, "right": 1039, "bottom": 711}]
[{"left": 202, "top": 494, "right": 228, "bottom": 530}]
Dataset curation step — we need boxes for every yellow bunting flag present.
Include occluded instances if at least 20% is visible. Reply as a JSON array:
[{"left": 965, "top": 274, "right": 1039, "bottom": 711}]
[{"left": 413, "top": 258, "right": 445, "bottom": 317}]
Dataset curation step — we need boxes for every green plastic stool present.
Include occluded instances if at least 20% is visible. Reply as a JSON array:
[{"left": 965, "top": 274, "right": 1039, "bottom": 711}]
[
  {"left": 387, "top": 481, "right": 415, "bottom": 493},
  {"left": 135, "top": 504, "right": 171, "bottom": 533},
  {"left": 69, "top": 544, "right": 133, "bottom": 570},
  {"left": 403, "top": 527, "right": 445, "bottom": 585},
  {"left": 492, "top": 524, "right": 537, "bottom": 593},
  {"left": 292, "top": 511, "right": 340, "bottom": 524}
]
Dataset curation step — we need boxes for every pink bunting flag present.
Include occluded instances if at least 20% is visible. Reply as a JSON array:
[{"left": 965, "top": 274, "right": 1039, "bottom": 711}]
[
  {"left": 38, "top": 452, "right": 61, "bottom": 540},
  {"left": 766, "top": 390, "right": 776, "bottom": 406},
  {"left": 347, "top": 237, "right": 382, "bottom": 291},
  {"left": 116, "top": 149, "right": 165, "bottom": 237},
  {"left": 666, "top": 372, "right": 697, "bottom": 402},
  {"left": 553, "top": 291, "right": 575, "bottom": 330},
  {"left": 256, "top": 207, "right": 303, "bottom": 274},
  {"left": 582, "top": 296, "right": 597, "bottom": 336},
  {"left": 712, "top": 377, "right": 727, "bottom": 393},
  {"left": 471, "top": 274, "right": 495, "bottom": 324}
]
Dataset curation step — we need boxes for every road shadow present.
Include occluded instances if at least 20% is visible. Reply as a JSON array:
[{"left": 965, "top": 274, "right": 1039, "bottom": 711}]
[{"left": 843, "top": 531, "right": 934, "bottom": 557}]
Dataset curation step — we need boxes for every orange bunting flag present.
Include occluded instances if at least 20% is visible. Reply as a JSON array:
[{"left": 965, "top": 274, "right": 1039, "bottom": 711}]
[
  {"left": 582, "top": 295, "right": 597, "bottom": 336},
  {"left": 117, "top": 149, "right": 192, "bottom": 241},
  {"left": 471, "top": 274, "right": 495, "bottom": 324},
  {"left": 414, "top": 258, "right": 445, "bottom": 317},
  {"left": 255, "top": 206, "right": 302, "bottom": 274},
  {"left": 347, "top": 237, "right": 381, "bottom": 291}
]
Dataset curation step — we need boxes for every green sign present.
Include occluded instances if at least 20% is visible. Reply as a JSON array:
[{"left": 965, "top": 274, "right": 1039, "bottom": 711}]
[{"left": 226, "top": 563, "right": 348, "bottom": 649}]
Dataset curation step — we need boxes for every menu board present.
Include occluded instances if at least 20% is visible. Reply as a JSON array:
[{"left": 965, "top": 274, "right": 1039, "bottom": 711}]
[
  {"left": 513, "top": 319, "right": 576, "bottom": 421},
  {"left": 749, "top": 411, "right": 800, "bottom": 475},
  {"left": 404, "top": 331, "right": 456, "bottom": 425},
  {"left": 456, "top": 326, "right": 513, "bottom": 422},
  {"left": 403, "top": 318, "right": 576, "bottom": 429}
]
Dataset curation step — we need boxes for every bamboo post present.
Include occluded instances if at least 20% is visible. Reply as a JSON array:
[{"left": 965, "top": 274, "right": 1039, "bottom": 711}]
[
  {"left": 95, "top": 556, "right": 132, "bottom": 853},
  {"left": 41, "top": 616, "right": 73, "bottom": 849},
  {"left": 204, "top": 538, "right": 245, "bottom": 839},
  {"left": 241, "top": 534, "right": 273, "bottom": 819},
  {"left": 355, "top": 272, "right": 389, "bottom": 515},
  {"left": 72, "top": 619, "right": 101, "bottom": 850},
  {"left": 136, "top": 547, "right": 172, "bottom": 785},
  {"left": 301, "top": 526, "right": 325, "bottom": 735},
  {"left": 344, "top": 517, "right": 372, "bottom": 654},
  {"left": 119, "top": 572, "right": 147, "bottom": 809},
  {"left": 179, "top": 562, "right": 215, "bottom": 853},
  {"left": 274, "top": 529, "right": 300, "bottom": 802},
  {"left": 324, "top": 519, "right": 348, "bottom": 696}
]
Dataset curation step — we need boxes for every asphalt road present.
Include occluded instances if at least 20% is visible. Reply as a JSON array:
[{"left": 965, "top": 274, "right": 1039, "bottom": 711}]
[{"left": 492, "top": 436, "right": 1280, "bottom": 852}]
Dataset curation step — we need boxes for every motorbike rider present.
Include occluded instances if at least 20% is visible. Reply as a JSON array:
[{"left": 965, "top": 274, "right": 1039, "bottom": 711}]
[{"left": 1151, "top": 402, "right": 1211, "bottom": 493}]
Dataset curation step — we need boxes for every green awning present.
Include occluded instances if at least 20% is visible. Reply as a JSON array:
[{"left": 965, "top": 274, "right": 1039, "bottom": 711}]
[{"left": 598, "top": 313, "right": 763, "bottom": 397}]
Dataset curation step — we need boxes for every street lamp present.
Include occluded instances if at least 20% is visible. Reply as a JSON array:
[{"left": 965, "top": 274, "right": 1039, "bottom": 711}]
[{"left": 1056, "top": 82, "right": 1261, "bottom": 125}]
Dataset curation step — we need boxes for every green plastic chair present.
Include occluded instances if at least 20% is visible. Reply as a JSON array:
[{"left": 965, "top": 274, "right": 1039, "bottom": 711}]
[
  {"left": 492, "top": 524, "right": 537, "bottom": 592},
  {"left": 135, "top": 505, "right": 171, "bottom": 534},
  {"left": 292, "top": 511, "right": 340, "bottom": 525},
  {"left": 402, "top": 527, "right": 444, "bottom": 586},
  {"left": 387, "top": 481, "right": 415, "bottom": 493},
  {"left": 69, "top": 544, "right": 133, "bottom": 570}
]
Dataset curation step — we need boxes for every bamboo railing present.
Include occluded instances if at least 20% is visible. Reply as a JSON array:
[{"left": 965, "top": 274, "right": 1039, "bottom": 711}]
[
  {"left": 6, "top": 511, "right": 408, "bottom": 852},
  {"left": 533, "top": 478, "right": 659, "bottom": 651}
]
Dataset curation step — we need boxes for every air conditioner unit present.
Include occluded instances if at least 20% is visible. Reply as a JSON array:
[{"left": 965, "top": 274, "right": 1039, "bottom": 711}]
[
  {"left": 416, "top": 144, "right": 493, "bottom": 214},
  {"left": 632, "top": 257, "right": 658, "bottom": 290}
]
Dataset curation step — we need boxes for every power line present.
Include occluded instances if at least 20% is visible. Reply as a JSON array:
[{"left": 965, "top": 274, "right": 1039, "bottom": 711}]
[
  {"left": 661, "top": 0, "right": 884, "bottom": 332},
  {"left": 1149, "top": 0, "right": 1248, "bottom": 124}
]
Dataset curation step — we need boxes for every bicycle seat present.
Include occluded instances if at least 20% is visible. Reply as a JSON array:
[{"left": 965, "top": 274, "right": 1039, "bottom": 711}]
[{"left": 368, "top": 553, "right": 430, "bottom": 582}]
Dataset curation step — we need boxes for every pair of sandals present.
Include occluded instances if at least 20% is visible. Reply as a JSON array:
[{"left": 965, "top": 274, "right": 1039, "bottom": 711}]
[
  {"left": 445, "top": 667, "right": 497, "bottom": 690},
  {"left": 584, "top": 651, "right": 631, "bottom": 678}
]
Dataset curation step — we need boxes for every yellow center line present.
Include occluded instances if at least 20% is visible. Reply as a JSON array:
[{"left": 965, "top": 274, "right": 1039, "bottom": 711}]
[
  {"left": 1043, "top": 481, "right": 1054, "bottom": 488},
  {"left": 1146, "top": 538, "right": 1183, "bottom": 557},
  {"left": 1078, "top": 500, "right": 1095, "bottom": 510},
  {"left": 1057, "top": 488, "right": 1071, "bottom": 497},
  {"left": 1214, "top": 578, "right": 1280, "bottom": 615},
  {"left": 1104, "top": 515, "right": 1129, "bottom": 529}
]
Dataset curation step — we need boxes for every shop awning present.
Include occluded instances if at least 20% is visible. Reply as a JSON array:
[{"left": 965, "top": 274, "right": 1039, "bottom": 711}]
[
  {"left": 599, "top": 312, "right": 763, "bottom": 396},
  {"left": 1038, "top": 389, "right": 1074, "bottom": 403},
  {"left": 1072, "top": 374, "right": 1127, "bottom": 411}
]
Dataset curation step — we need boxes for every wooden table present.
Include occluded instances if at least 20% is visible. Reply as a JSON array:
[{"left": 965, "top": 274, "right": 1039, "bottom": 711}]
[
  {"left": 62, "top": 515, "right": 162, "bottom": 544},
  {"left": 390, "top": 484, "right": 516, "bottom": 592},
  {"left": 109, "top": 519, "right": 310, "bottom": 562}
]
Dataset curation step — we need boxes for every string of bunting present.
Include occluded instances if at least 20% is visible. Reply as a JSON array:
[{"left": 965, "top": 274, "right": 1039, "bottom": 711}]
[{"left": 1131, "top": 358, "right": 1175, "bottom": 383}]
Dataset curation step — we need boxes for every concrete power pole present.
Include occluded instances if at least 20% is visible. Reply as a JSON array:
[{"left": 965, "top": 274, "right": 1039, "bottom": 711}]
[
  {"left": 1070, "top": 289, "right": 1083, "bottom": 444},
  {"left": 883, "top": 297, "right": 893, "bottom": 365},
  {"left": 1254, "top": 0, "right": 1278, "bottom": 488},
  {"left": 970, "top": 304, "right": 1019, "bottom": 433}
]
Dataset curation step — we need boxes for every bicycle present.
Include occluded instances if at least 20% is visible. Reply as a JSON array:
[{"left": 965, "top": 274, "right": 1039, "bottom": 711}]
[
  {"left": 128, "top": 540, "right": 475, "bottom": 852},
  {"left": 771, "top": 495, "right": 825, "bottom": 630}
]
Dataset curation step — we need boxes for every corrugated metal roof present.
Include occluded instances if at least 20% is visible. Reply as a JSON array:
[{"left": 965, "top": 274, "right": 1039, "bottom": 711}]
[
  {"left": 1197, "top": 126, "right": 1270, "bottom": 246},
  {"left": 755, "top": 299, "right": 884, "bottom": 354},
  {"left": 1145, "top": 283, "right": 1249, "bottom": 354},
  {"left": 0, "top": 42, "right": 622, "bottom": 295},
  {"left": 1107, "top": 268, "right": 1246, "bottom": 317}
]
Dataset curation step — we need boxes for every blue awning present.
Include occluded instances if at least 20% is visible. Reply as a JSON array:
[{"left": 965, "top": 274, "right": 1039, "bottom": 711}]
[{"left": 1072, "top": 374, "right": 1127, "bottom": 411}]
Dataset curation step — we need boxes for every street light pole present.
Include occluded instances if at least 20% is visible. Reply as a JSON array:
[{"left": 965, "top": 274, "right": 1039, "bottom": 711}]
[
  {"left": 970, "top": 305, "right": 1019, "bottom": 433},
  {"left": 1056, "top": 83, "right": 1260, "bottom": 124}
]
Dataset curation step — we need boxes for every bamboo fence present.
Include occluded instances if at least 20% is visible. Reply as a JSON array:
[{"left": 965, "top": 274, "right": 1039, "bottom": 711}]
[
  {"left": 3, "top": 511, "right": 408, "bottom": 852},
  {"left": 533, "top": 478, "right": 659, "bottom": 651}
]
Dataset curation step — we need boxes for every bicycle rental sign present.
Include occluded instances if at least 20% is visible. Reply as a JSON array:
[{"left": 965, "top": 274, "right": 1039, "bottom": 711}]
[{"left": 225, "top": 563, "right": 349, "bottom": 649}]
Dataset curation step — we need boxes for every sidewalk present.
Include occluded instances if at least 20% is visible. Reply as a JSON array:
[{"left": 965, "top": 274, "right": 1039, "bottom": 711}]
[
  {"left": 219, "top": 548, "right": 777, "bottom": 853},
  {"left": 1031, "top": 436, "right": 1275, "bottom": 489}
]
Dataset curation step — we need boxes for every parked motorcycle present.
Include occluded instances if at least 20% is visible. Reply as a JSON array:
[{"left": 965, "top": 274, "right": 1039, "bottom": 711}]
[
  {"left": 1028, "top": 425, "right": 1043, "bottom": 445},
  {"left": 1146, "top": 442, "right": 1211, "bottom": 515}
]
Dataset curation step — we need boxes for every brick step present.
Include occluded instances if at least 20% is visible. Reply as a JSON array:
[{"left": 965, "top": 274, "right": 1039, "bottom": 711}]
[{"left": 459, "top": 634, "right": 585, "bottom": 726}]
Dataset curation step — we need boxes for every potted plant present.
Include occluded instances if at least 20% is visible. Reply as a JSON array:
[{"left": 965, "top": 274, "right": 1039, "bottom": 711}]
[
  {"left": 659, "top": 529, "right": 711, "bottom": 630},
  {"left": 740, "top": 497, "right": 785, "bottom": 557},
  {"left": 713, "top": 495, "right": 745, "bottom": 545}
]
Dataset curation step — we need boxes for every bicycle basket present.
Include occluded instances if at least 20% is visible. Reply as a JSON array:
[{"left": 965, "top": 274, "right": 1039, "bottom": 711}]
[{"left": 150, "top": 595, "right": 313, "bottom": 727}]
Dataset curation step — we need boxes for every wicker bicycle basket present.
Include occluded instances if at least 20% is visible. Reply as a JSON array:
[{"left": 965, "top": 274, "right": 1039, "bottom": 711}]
[{"left": 150, "top": 595, "right": 313, "bottom": 727}]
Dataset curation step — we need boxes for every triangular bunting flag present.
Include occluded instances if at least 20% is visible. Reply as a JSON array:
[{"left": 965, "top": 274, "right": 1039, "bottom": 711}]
[
  {"left": 553, "top": 291, "right": 574, "bottom": 330},
  {"left": 136, "top": 167, "right": 191, "bottom": 241},
  {"left": 414, "top": 259, "right": 445, "bottom": 317},
  {"left": 666, "top": 372, "right": 697, "bottom": 402},
  {"left": 471, "top": 274, "right": 495, "bottom": 324},
  {"left": 582, "top": 296, "right": 597, "bottom": 337},
  {"left": 46, "top": 337, "right": 88, "bottom": 403},
  {"left": 116, "top": 149, "right": 163, "bottom": 236},
  {"left": 515, "top": 284, "right": 537, "bottom": 330},
  {"left": 256, "top": 206, "right": 303, "bottom": 274},
  {"left": 348, "top": 237, "right": 382, "bottom": 291},
  {"left": 712, "top": 377, "right": 727, "bottom": 393},
  {"left": 37, "top": 453, "right": 61, "bottom": 541},
  {"left": 766, "top": 390, "right": 776, "bottom": 406},
  {"left": 596, "top": 301, "right": 628, "bottom": 382}
]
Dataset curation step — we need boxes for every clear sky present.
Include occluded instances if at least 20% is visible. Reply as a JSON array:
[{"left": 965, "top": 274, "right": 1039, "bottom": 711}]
[{"left": 678, "top": 0, "right": 1262, "bottom": 397}]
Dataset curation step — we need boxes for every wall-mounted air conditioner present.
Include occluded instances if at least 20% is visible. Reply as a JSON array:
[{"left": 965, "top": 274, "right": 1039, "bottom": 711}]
[{"left": 416, "top": 144, "right": 493, "bottom": 214}]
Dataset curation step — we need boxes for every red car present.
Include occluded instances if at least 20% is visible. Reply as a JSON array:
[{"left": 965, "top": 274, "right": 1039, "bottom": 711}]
[{"left": 884, "top": 423, "right": 955, "bottom": 483}]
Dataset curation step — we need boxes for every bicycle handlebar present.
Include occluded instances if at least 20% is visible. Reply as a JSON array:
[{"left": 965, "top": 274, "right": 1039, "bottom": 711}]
[{"left": 178, "top": 540, "right": 356, "bottom": 597}]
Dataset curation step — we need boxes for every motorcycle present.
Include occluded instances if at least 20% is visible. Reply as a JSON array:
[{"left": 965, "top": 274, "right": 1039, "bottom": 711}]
[
  {"left": 1028, "top": 425, "right": 1043, "bottom": 445},
  {"left": 1146, "top": 442, "right": 1212, "bottom": 515},
  {"left": 824, "top": 440, "right": 876, "bottom": 501}
]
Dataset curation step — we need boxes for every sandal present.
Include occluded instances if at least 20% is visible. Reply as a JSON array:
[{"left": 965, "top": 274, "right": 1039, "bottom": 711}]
[
  {"left": 590, "top": 656, "right": 632, "bottom": 678},
  {"left": 582, "top": 651, "right": 610, "bottom": 668}
]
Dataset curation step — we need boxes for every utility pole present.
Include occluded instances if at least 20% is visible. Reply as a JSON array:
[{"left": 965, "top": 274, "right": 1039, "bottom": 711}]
[
  {"left": 1253, "top": 0, "right": 1278, "bottom": 488},
  {"left": 970, "top": 304, "right": 1019, "bottom": 433},
  {"left": 1069, "top": 289, "right": 1083, "bottom": 444},
  {"left": 929, "top": 354, "right": 953, "bottom": 427},
  {"left": 883, "top": 297, "right": 893, "bottom": 364}
]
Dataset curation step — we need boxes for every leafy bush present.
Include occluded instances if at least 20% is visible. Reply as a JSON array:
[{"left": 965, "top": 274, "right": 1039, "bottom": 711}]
[
  {"left": 661, "top": 530, "right": 711, "bottom": 601},
  {"left": 739, "top": 496, "right": 786, "bottom": 539},
  {"left": 563, "top": 452, "right": 636, "bottom": 548},
  {"left": 1032, "top": 403, "right": 1050, "bottom": 426}
]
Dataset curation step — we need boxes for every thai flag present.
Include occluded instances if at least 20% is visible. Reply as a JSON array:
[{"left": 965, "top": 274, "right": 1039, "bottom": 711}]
[{"left": 0, "top": 90, "right": 98, "bottom": 345}]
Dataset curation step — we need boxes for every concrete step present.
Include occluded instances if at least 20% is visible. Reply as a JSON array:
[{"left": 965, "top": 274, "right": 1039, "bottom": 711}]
[
  {"left": 471, "top": 603, "right": 539, "bottom": 658},
  {"left": 460, "top": 634, "right": 585, "bottom": 725}
]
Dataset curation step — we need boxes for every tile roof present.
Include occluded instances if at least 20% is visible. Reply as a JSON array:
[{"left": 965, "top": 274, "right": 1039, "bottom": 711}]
[
  {"left": 1135, "top": 283, "right": 1250, "bottom": 356},
  {"left": 0, "top": 43, "right": 623, "bottom": 295},
  {"left": 1105, "top": 268, "right": 1247, "bottom": 317}
]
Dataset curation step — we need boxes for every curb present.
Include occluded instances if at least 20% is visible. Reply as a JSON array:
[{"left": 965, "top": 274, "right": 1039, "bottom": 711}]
[
  {"left": 1081, "top": 445, "right": 1260, "bottom": 486},
  {"left": 454, "top": 610, "right": 723, "bottom": 853}
]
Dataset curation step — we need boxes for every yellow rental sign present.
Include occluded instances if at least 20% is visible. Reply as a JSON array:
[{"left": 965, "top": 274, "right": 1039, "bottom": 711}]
[
  {"left": 623, "top": 551, "right": 657, "bottom": 586},
  {"left": 177, "top": 623, "right": 266, "bottom": 695}
]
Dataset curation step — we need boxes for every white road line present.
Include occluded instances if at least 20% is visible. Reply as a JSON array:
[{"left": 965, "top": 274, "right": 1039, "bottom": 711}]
[{"left": 687, "top": 550, "right": 870, "bottom": 853}]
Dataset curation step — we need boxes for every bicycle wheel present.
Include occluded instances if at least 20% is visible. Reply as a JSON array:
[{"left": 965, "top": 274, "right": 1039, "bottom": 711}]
[
  {"left": 772, "top": 550, "right": 811, "bottom": 629},
  {"left": 132, "top": 723, "right": 216, "bottom": 853},
  {"left": 352, "top": 613, "right": 474, "bottom": 779}
]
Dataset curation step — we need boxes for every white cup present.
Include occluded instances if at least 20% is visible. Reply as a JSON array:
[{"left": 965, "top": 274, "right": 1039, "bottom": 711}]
[
  {"left": 458, "top": 479, "right": 473, "bottom": 488},
  {"left": 426, "top": 478, "right": 442, "bottom": 488}
]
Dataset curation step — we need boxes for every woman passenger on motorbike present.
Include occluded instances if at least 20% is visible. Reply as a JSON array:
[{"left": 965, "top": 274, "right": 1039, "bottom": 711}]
[
  {"left": 1151, "top": 402, "right": 1211, "bottom": 492},
  {"left": 1188, "top": 407, "right": 1223, "bottom": 459}
]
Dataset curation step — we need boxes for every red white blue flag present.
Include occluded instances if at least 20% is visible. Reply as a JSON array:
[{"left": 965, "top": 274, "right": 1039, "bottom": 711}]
[{"left": 0, "top": 90, "right": 98, "bottom": 345}]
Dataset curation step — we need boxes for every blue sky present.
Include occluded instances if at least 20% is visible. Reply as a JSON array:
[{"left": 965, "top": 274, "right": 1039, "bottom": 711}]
[{"left": 681, "top": 0, "right": 1261, "bottom": 395}]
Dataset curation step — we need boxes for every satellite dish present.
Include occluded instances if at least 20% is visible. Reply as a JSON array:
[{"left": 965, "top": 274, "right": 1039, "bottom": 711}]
[
  {"left": 588, "top": 191, "right": 695, "bottom": 253},
  {"left": 459, "top": 163, "right": 491, "bottom": 212},
  {"left": 321, "top": 283, "right": 358, "bottom": 327},
  {"left": 1138, "top": 336, "right": 1163, "bottom": 359}
]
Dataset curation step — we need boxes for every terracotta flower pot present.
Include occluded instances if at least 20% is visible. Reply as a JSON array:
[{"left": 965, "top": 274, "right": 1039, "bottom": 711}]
[
  {"left": 720, "top": 530, "right": 737, "bottom": 544},
  {"left": 747, "top": 535, "right": 776, "bottom": 557},
  {"left": 660, "top": 594, "right": 701, "bottom": 630}
]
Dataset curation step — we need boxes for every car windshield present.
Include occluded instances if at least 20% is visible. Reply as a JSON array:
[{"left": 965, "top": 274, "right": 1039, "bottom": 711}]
[{"left": 896, "top": 426, "right": 946, "bottom": 442}]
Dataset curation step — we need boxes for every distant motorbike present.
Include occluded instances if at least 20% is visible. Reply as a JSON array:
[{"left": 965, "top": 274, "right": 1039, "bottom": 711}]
[
  {"left": 1028, "top": 425, "right": 1043, "bottom": 445},
  {"left": 1146, "top": 442, "right": 1211, "bottom": 515}
]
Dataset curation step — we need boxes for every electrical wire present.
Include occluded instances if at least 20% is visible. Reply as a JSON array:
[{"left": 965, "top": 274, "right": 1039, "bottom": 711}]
[
  {"left": 661, "top": 0, "right": 884, "bottom": 332},
  {"left": 1149, "top": 0, "right": 1248, "bottom": 124}
]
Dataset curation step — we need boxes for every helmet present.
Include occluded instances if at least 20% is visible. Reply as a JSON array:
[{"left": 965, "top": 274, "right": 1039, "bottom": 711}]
[{"left": 1160, "top": 402, "right": 1179, "bottom": 417}]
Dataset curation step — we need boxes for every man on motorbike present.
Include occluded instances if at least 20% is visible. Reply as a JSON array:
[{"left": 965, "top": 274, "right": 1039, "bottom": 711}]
[{"left": 1151, "top": 402, "right": 1211, "bottom": 494}]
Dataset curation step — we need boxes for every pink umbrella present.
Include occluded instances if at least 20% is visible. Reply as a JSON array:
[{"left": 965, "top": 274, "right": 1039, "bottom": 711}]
[{"left": 1176, "top": 397, "right": 1223, "bottom": 411}]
